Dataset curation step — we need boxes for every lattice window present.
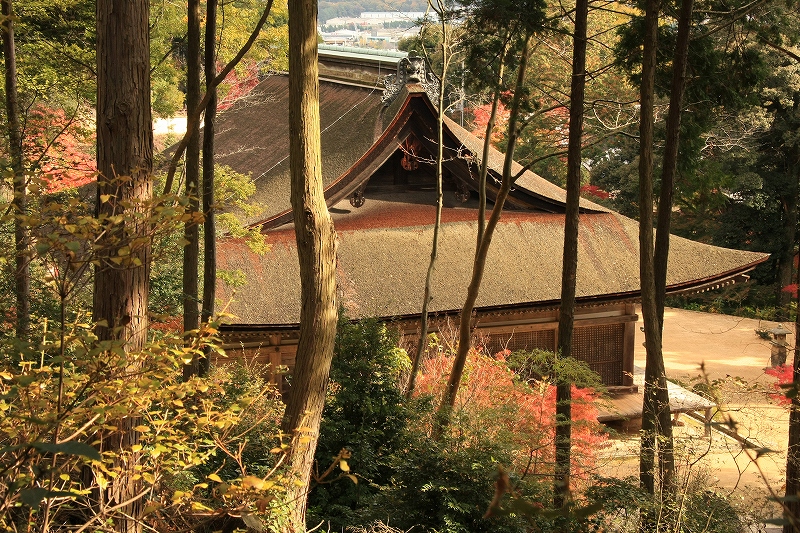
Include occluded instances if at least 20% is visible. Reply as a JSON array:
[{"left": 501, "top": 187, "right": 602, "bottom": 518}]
[
  {"left": 484, "top": 328, "right": 556, "bottom": 356},
  {"left": 570, "top": 324, "right": 624, "bottom": 386}
]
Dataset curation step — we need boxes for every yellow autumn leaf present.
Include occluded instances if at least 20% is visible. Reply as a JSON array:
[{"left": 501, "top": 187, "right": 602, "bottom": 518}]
[
  {"left": 191, "top": 501, "right": 213, "bottom": 512},
  {"left": 208, "top": 473, "right": 223, "bottom": 483},
  {"left": 241, "top": 475, "right": 265, "bottom": 490},
  {"left": 141, "top": 502, "right": 162, "bottom": 517},
  {"left": 339, "top": 460, "right": 350, "bottom": 472}
]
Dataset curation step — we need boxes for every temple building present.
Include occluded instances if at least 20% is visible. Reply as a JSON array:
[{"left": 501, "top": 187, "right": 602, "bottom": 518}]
[{"left": 212, "top": 49, "right": 767, "bottom": 416}]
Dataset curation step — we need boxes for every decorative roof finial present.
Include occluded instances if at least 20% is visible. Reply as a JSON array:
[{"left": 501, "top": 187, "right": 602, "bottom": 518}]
[{"left": 381, "top": 52, "right": 440, "bottom": 106}]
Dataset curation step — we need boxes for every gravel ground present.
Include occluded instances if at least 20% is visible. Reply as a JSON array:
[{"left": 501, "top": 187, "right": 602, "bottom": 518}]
[{"left": 598, "top": 306, "right": 792, "bottom": 526}]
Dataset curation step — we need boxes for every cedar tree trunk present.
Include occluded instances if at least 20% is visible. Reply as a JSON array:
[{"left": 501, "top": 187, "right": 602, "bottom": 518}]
[
  {"left": 638, "top": 1, "right": 674, "bottom": 531},
  {"left": 94, "top": 0, "right": 153, "bottom": 531},
  {"left": 651, "top": 0, "right": 695, "bottom": 506},
  {"left": 554, "top": 0, "right": 587, "bottom": 507},
  {"left": 200, "top": 0, "right": 218, "bottom": 377},
  {"left": 281, "top": 0, "right": 339, "bottom": 530},
  {"left": 2, "top": 0, "right": 29, "bottom": 338},
  {"left": 777, "top": 191, "right": 798, "bottom": 315},
  {"left": 785, "top": 259, "right": 800, "bottom": 532},
  {"left": 183, "top": 0, "right": 201, "bottom": 379}
]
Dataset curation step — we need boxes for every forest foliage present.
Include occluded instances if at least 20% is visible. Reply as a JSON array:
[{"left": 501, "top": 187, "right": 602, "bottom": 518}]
[{"left": 1, "top": 0, "right": 800, "bottom": 531}]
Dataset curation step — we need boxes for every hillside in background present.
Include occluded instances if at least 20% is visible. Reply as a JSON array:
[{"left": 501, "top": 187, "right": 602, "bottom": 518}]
[{"left": 319, "top": 0, "right": 428, "bottom": 22}]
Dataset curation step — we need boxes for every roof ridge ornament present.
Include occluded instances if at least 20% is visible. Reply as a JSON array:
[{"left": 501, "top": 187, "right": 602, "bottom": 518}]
[{"left": 381, "top": 53, "right": 440, "bottom": 106}]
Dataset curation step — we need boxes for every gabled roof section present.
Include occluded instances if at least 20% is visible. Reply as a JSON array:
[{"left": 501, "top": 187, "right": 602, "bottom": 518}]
[
  {"left": 211, "top": 62, "right": 608, "bottom": 231},
  {"left": 213, "top": 74, "right": 389, "bottom": 227}
]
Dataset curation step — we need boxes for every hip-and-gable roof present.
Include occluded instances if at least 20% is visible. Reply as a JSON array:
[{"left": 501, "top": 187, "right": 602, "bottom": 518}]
[{"left": 209, "top": 69, "right": 768, "bottom": 326}]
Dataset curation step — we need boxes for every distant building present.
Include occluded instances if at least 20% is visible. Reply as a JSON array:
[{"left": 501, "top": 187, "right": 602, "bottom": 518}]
[{"left": 359, "top": 11, "right": 426, "bottom": 20}]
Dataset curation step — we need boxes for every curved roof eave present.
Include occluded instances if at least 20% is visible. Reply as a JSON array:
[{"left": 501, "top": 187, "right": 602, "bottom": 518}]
[{"left": 219, "top": 253, "right": 768, "bottom": 331}]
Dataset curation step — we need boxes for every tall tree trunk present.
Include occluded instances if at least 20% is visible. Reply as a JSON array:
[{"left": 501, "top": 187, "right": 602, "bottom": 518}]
[
  {"left": 2, "top": 0, "right": 29, "bottom": 339},
  {"left": 95, "top": 1, "right": 153, "bottom": 531},
  {"left": 200, "top": 0, "right": 218, "bottom": 378},
  {"left": 407, "top": 13, "right": 450, "bottom": 399},
  {"left": 183, "top": 0, "right": 201, "bottom": 379},
  {"left": 651, "top": 0, "right": 695, "bottom": 508},
  {"left": 637, "top": 0, "right": 661, "bottom": 502},
  {"left": 654, "top": 0, "right": 693, "bottom": 329},
  {"left": 554, "top": 0, "right": 587, "bottom": 507},
  {"left": 784, "top": 246, "right": 800, "bottom": 532},
  {"left": 281, "top": 0, "right": 338, "bottom": 530},
  {"left": 638, "top": 0, "right": 676, "bottom": 530},
  {"left": 476, "top": 83, "right": 502, "bottom": 247},
  {"left": 784, "top": 150, "right": 800, "bottom": 531},
  {"left": 438, "top": 35, "right": 532, "bottom": 418},
  {"left": 777, "top": 191, "right": 798, "bottom": 316}
]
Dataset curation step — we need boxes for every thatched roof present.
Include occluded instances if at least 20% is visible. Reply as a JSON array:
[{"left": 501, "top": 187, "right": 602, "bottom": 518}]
[
  {"left": 213, "top": 75, "right": 389, "bottom": 226},
  {"left": 209, "top": 67, "right": 767, "bottom": 327},
  {"left": 211, "top": 75, "right": 607, "bottom": 230},
  {"left": 218, "top": 198, "right": 767, "bottom": 325}
]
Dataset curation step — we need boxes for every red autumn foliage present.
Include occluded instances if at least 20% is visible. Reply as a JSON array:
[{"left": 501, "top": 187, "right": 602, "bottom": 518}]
[
  {"left": 470, "top": 101, "right": 510, "bottom": 146},
  {"left": 469, "top": 98, "right": 571, "bottom": 153},
  {"left": 782, "top": 284, "right": 799, "bottom": 298},
  {"left": 765, "top": 364, "right": 794, "bottom": 406},
  {"left": 19, "top": 105, "right": 96, "bottom": 192},
  {"left": 580, "top": 184, "right": 611, "bottom": 200},
  {"left": 217, "top": 63, "right": 262, "bottom": 112},
  {"left": 150, "top": 315, "right": 183, "bottom": 334},
  {"left": 414, "top": 349, "right": 608, "bottom": 482}
]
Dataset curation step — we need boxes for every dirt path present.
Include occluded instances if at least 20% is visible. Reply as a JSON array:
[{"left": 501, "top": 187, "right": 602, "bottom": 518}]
[{"left": 601, "top": 306, "right": 792, "bottom": 523}]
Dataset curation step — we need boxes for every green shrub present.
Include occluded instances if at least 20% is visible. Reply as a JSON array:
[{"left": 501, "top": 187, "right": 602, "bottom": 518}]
[
  {"left": 306, "top": 318, "right": 412, "bottom": 530},
  {"left": 374, "top": 423, "right": 545, "bottom": 533},
  {"left": 678, "top": 485, "right": 743, "bottom": 533}
]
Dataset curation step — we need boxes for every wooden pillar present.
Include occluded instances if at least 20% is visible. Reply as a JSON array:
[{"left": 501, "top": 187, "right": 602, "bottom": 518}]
[{"left": 622, "top": 303, "right": 637, "bottom": 387}]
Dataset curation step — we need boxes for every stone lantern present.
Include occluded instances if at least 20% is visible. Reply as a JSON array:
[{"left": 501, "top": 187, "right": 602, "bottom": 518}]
[{"left": 770, "top": 324, "right": 792, "bottom": 367}]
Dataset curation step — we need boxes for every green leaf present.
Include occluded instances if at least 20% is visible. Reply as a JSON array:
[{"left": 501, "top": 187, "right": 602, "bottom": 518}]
[
  {"left": 35, "top": 242, "right": 52, "bottom": 255},
  {"left": 16, "top": 374, "right": 37, "bottom": 386},
  {"left": 0, "top": 444, "right": 24, "bottom": 454}
]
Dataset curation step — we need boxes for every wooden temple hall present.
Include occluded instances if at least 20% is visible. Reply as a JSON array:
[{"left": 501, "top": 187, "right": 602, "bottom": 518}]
[{"left": 211, "top": 47, "right": 768, "bottom": 421}]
